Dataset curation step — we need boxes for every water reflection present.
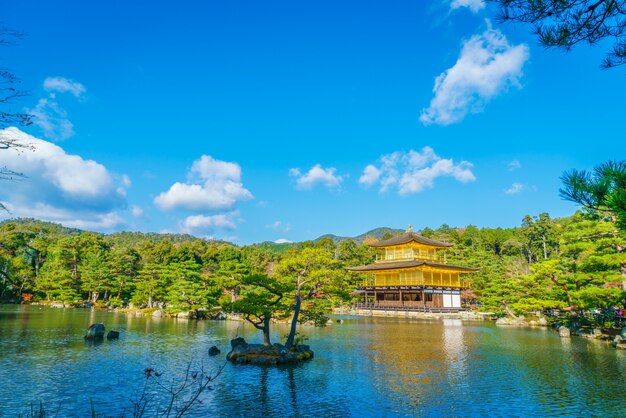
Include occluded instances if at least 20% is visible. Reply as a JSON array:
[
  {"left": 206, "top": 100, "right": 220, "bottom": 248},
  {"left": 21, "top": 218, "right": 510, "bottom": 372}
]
[{"left": 0, "top": 306, "right": 624, "bottom": 417}]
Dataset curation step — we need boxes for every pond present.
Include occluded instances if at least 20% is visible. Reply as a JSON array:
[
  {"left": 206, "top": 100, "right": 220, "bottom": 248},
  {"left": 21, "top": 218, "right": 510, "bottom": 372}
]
[{"left": 0, "top": 305, "right": 624, "bottom": 417}]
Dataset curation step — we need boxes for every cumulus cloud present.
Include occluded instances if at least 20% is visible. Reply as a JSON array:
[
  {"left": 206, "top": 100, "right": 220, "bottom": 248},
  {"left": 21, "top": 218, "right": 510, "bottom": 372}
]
[
  {"left": 131, "top": 205, "right": 144, "bottom": 217},
  {"left": 28, "top": 98, "right": 75, "bottom": 140},
  {"left": 0, "top": 128, "right": 128, "bottom": 230},
  {"left": 180, "top": 211, "right": 239, "bottom": 235},
  {"left": 359, "top": 146, "right": 476, "bottom": 195},
  {"left": 27, "top": 76, "right": 87, "bottom": 141},
  {"left": 290, "top": 164, "right": 342, "bottom": 190},
  {"left": 155, "top": 155, "right": 253, "bottom": 211},
  {"left": 43, "top": 76, "right": 86, "bottom": 97},
  {"left": 420, "top": 24, "right": 529, "bottom": 126},
  {"left": 359, "top": 165, "right": 381, "bottom": 187},
  {"left": 450, "top": 0, "right": 485, "bottom": 13}
]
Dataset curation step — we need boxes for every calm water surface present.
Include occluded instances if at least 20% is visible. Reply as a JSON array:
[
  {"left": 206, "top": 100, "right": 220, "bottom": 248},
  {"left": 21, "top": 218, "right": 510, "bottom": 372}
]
[{"left": 0, "top": 305, "right": 624, "bottom": 417}]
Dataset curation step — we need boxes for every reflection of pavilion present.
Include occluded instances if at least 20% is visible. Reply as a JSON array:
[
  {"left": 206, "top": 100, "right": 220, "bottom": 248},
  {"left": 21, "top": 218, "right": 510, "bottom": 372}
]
[{"left": 348, "top": 227, "right": 478, "bottom": 312}]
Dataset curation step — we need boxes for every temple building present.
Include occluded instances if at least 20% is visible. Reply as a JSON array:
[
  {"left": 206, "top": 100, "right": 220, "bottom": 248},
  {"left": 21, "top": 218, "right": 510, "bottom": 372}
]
[{"left": 347, "top": 226, "right": 478, "bottom": 312}]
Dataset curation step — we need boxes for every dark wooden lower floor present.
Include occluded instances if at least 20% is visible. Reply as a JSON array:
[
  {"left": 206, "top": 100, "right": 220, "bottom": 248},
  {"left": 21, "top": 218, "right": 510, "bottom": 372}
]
[
  {"left": 357, "top": 287, "right": 464, "bottom": 309},
  {"left": 353, "top": 302, "right": 466, "bottom": 313}
]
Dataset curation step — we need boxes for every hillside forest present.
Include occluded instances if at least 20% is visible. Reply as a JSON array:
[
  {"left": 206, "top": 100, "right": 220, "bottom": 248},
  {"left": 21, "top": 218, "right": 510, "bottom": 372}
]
[{"left": 0, "top": 209, "right": 624, "bottom": 324}]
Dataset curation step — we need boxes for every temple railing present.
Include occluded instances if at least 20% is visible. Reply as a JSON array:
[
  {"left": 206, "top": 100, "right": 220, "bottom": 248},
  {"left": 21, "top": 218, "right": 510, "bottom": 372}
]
[
  {"left": 356, "top": 277, "right": 470, "bottom": 288},
  {"left": 353, "top": 302, "right": 467, "bottom": 313}
]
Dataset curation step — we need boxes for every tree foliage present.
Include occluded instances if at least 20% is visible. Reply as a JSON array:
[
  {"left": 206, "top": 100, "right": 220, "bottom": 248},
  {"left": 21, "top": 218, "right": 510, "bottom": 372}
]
[
  {"left": 560, "top": 160, "right": 626, "bottom": 231},
  {"left": 494, "top": 0, "right": 626, "bottom": 68}
]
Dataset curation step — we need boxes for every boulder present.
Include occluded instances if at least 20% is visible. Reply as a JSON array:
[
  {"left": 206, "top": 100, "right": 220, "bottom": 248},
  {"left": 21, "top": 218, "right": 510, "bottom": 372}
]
[
  {"left": 495, "top": 317, "right": 511, "bottom": 326},
  {"left": 177, "top": 311, "right": 194, "bottom": 319},
  {"left": 230, "top": 337, "right": 247, "bottom": 350},
  {"left": 539, "top": 317, "right": 548, "bottom": 326},
  {"left": 208, "top": 346, "right": 221, "bottom": 356},
  {"left": 612, "top": 335, "right": 623, "bottom": 347},
  {"left": 621, "top": 327, "right": 626, "bottom": 338},
  {"left": 558, "top": 326, "right": 571, "bottom": 338},
  {"left": 336, "top": 319, "right": 344, "bottom": 324},
  {"left": 495, "top": 317, "right": 527, "bottom": 326},
  {"left": 212, "top": 311, "right": 226, "bottom": 320},
  {"left": 152, "top": 310, "right": 164, "bottom": 318},
  {"left": 106, "top": 331, "right": 120, "bottom": 340},
  {"left": 592, "top": 328, "right": 603, "bottom": 337},
  {"left": 85, "top": 323, "right": 106, "bottom": 339},
  {"left": 529, "top": 320, "right": 537, "bottom": 327},
  {"left": 226, "top": 337, "right": 313, "bottom": 365}
]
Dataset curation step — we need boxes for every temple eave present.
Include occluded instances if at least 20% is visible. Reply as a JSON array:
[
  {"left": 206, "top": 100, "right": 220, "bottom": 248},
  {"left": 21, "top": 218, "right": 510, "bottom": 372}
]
[{"left": 347, "top": 261, "right": 478, "bottom": 273}]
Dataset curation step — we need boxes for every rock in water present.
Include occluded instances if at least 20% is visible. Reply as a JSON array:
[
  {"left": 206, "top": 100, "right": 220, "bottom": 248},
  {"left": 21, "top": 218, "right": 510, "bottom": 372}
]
[
  {"left": 226, "top": 337, "right": 313, "bottom": 365},
  {"left": 539, "top": 317, "right": 548, "bottom": 326},
  {"left": 208, "top": 346, "right": 221, "bottom": 356},
  {"left": 106, "top": 330, "right": 120, "bottom": 340},
  {"left": 230, "top": 337, "right": 247, "bottom": 350},
  {"left": 558, "top": 326, "right": 571, "bottom": 338},
  {"left": 85, "top": 323, "right": 106, "bottom": 339},
  {"left": 495, "top": 317, "right": 510, "bottom": 326},
  {"left": 621, "top": 327, "right": 626, "bottom": 338},
  {"left": 152, "top": 310, "right": 164, "bottom": 318}
]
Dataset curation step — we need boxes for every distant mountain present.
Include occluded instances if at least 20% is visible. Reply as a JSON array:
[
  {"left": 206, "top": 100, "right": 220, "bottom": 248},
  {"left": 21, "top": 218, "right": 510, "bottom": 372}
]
[
  {"left": 250, "top": 241, "right": 294, "bottom": 254},
  {"left": 315, "top": 227, "right": 404, "bottom": 244}
]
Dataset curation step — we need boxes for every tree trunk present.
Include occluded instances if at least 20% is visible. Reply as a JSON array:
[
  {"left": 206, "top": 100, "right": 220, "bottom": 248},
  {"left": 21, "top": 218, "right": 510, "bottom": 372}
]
[
  {"left": 502, "top": 301, "right": 518, "bottom": 319},
  {"left": 542, "top": 235, "right": 548, "bottom": 259},
  {"left": 263, "top": 316, "right": 271, "bottom": 346},
  {"left": 285, "top": 293, "right": 301, "bottom": 349},
  {"left": 617, "top": 244, "right": 626, "bottom": 291},
  {"left": 73, "top": 253, "right": 79, "bottom": 292}
]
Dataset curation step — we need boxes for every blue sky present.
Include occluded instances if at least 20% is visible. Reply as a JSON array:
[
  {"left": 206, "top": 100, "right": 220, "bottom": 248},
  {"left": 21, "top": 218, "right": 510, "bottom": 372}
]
[{"left": 0, "top": 0, "right": 624, "bottom": 244}]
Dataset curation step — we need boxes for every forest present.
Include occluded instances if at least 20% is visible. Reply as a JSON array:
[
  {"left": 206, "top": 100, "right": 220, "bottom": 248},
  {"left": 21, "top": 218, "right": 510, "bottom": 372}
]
[{"left": 0, "top": 208, "right": 624, "bottom": 326}]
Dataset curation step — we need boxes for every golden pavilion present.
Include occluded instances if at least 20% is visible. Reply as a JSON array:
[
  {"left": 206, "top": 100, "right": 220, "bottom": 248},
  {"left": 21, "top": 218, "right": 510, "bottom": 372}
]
[{"left": 347, "top": 226, "right": 478, "bottom": 311}]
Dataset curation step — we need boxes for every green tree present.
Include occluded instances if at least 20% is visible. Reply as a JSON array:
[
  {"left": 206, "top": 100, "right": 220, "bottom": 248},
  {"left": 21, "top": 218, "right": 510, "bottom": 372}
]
[
  {"left": 274, "top": 246, "right": 341, "bottom": 348},
  {"left": 494, "top": 0, "right": 626, "bottom": 68},
  {"left": 215, "top": 247, "right": 250, "bottom": 304},
  {"left": 561, "top": 161, "right": 626, "bottom": 230},
  {"left": 225, "top": 274, "right": 287, "bottom": 346}
]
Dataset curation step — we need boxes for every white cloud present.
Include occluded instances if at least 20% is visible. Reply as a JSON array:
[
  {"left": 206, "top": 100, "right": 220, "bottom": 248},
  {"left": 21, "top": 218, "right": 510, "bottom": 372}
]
[
  {"left": 27, "top": 76, "right": 87, "bottom": 141},
  {"left": 420, "top": 24, "right": 529, "bottom": 126},
  {"left": 360, "top": 146, "right": 475, "bottom": 195},
  {"left": 504, "top": 182, "right": 536, "bottom": 195},
  {"left": 180, "top": 211, "right": 239, "bottom": 235},
  {"left": 267, "top": 220, "right": 291, "bottom": 232},
  {"left": 359, "top": 165, "right": 381, "bottom": 186},
  {"left": 274, "top": 238, "right": 292, "bottom": 244},
  {"left": 505, "top": 182, "right": 525, "bottom": 195},
  {"left": 43, "top": 77, "right": 86, "bottom": 98},
  {"left": 155, "top": 155, "right": 253, "bottom": 211},
  {"left": 290, "top": 164, "right": 342, "bottom": 190},
  {"left": 0, "top": 128, "right": 128, "bottom": 230},
  {"left": 450, "top": 0, "right": 485, "bottom": 13},
  {"left": 131, "top": 205, "right": 144, "bottom": 217},
  {"left": 28, "top": 98, "right": 75, "bottom": 140},
  {"left": 507, "top": 160, "right": 521, "bottom": 171}
]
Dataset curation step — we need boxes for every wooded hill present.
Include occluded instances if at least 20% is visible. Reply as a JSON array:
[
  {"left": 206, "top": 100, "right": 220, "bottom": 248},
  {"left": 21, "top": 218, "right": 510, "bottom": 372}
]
[{"left": 0, "top": 212, "right": 624, "bottom": 321}]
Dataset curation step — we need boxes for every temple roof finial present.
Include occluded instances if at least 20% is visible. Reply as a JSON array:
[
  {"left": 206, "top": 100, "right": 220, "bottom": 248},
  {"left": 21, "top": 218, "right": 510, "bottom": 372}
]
[{"left": 407, "top": 224, "right": 413, "bottom": 232}]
